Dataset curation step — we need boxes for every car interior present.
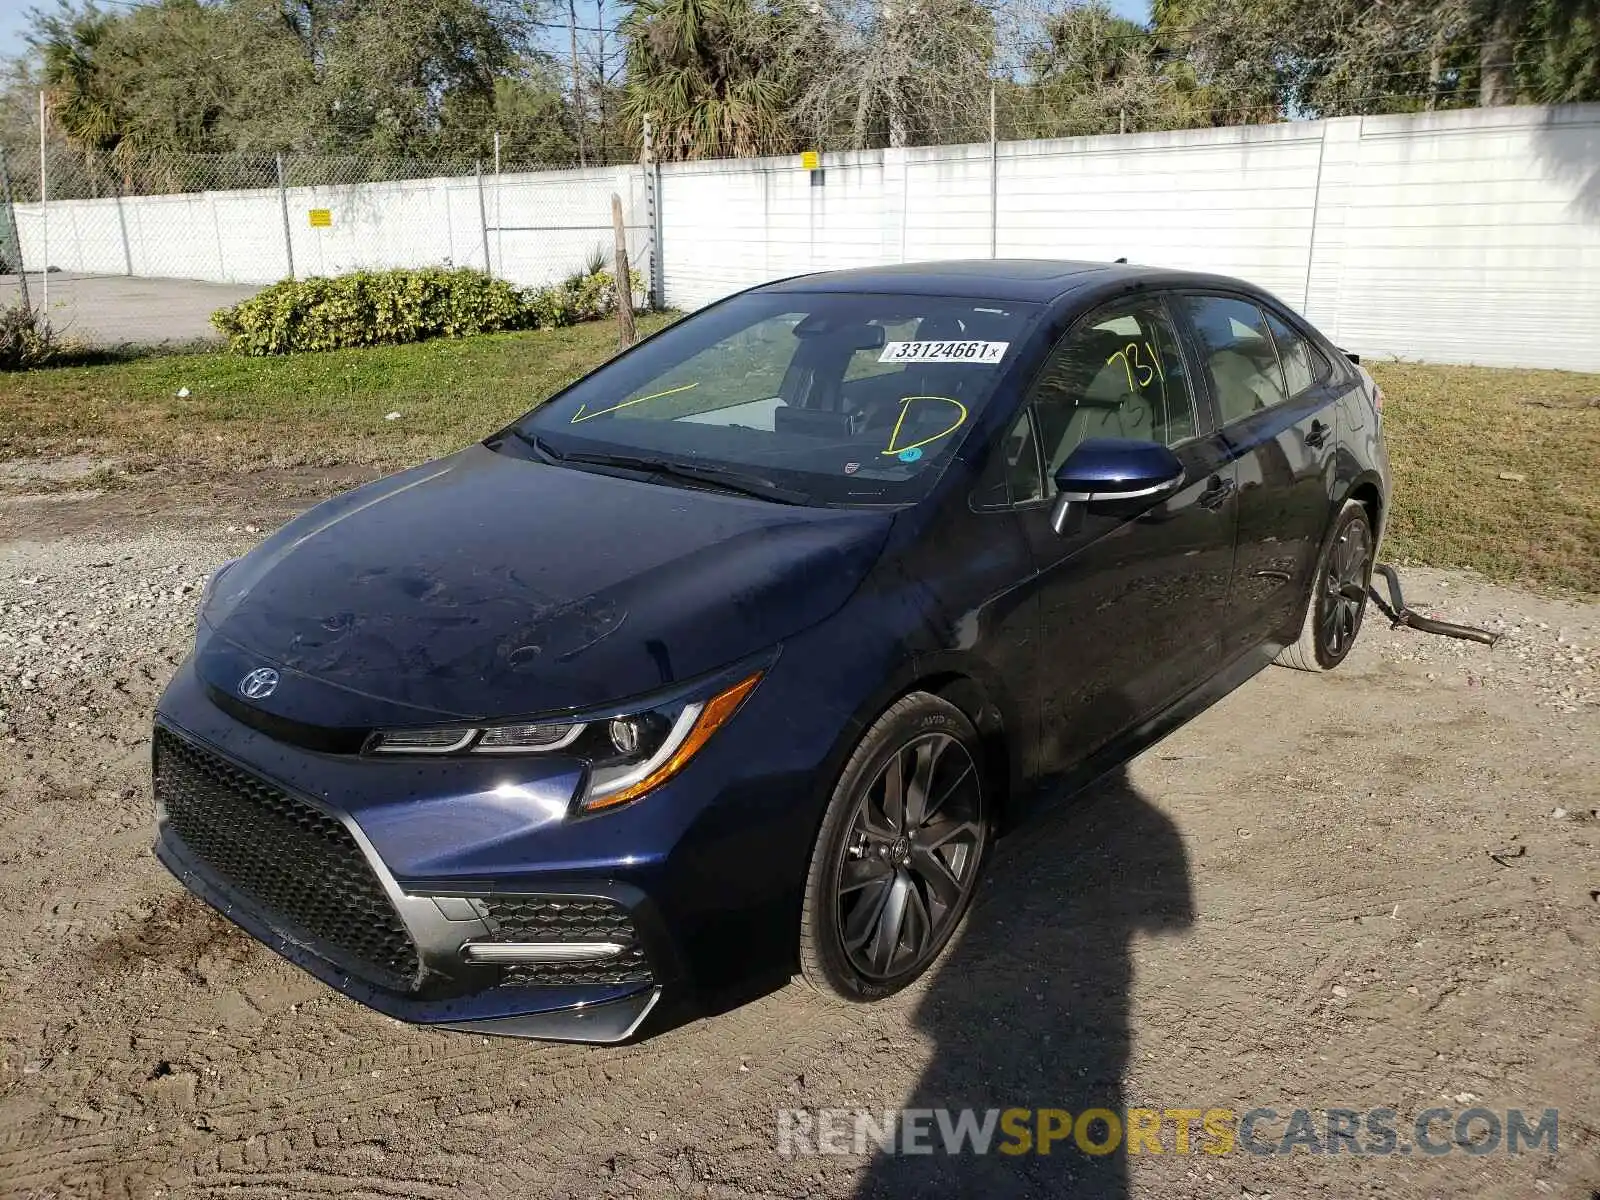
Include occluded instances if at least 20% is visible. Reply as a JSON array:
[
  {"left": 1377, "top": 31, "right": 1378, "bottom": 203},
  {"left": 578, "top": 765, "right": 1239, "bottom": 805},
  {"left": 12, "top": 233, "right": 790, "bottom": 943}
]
[{"left": 678, "top": 310, "right": 1009, "bottom": 452}]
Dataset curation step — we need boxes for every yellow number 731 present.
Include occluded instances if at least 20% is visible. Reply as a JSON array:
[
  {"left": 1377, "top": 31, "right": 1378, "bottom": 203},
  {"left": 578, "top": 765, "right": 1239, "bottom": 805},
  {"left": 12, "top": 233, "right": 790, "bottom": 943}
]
[{"left": 1106, "top": 342, "right": 1165, "bottom": 391}]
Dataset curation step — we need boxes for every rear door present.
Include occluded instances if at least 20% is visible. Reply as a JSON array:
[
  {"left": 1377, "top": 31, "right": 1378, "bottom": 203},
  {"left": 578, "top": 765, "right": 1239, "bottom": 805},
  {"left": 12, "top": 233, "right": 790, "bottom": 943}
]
[{"left": 1176, "top": 294, "right": 1342, "bottom": 656}]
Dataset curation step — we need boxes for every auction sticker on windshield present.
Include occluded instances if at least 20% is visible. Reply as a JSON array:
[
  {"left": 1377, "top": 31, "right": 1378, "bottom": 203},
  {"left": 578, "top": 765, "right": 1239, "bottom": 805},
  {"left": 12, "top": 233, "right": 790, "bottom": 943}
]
[{"left": 879, "top": 340, "right": 1009, "bottom": 364}]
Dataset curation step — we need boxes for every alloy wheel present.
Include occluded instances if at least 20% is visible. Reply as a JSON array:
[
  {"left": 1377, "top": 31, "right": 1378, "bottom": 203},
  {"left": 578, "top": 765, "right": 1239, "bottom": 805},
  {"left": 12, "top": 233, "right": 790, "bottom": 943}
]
[
  {"left": 1319, "top": 517, "right": 1373, "bottom": 661},
  {"left": 834, "top": 732, "right": 984, "bottom": 981}
]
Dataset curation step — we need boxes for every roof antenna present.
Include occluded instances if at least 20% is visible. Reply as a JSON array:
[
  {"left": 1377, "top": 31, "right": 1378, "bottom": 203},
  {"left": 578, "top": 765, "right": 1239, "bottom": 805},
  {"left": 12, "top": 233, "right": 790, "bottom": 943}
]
[{"left": 1114, "top": 256, "right": 1128, "bottom": 264}]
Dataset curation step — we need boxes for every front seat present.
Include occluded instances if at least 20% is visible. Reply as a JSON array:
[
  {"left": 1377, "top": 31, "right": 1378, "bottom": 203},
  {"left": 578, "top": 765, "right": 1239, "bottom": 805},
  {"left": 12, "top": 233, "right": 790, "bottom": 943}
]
[{"left": 1045, "top": 336, "right": 1160, "bottom": 472}]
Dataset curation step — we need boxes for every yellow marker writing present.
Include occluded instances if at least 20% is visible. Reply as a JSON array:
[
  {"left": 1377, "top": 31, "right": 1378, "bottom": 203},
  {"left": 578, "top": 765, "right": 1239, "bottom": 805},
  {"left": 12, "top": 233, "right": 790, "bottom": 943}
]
[
  {"left": 1145, "top": 341, "right": 1165, "bottom": 381},
  {"left": 880, "top": 395, "right": 969, "bottom": 456},
  {"left": 1108, "top": 342, "right": 1158, "bottom": 392},
  {"left": 571, "top": 381, "right": 700, "bottom": 424}
]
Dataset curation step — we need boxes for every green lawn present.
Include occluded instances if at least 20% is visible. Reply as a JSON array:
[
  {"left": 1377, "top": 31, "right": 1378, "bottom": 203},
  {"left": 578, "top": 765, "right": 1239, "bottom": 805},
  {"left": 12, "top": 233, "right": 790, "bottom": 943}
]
[
  {"left": 0, "top": 322, "right": 1595, "bottom": 592},
  {"left": 0, "top": 314, "right": 677, "bottom": 477},
  {"left": 1373, "top": 363, "right": 1598, "bottom": 595}
]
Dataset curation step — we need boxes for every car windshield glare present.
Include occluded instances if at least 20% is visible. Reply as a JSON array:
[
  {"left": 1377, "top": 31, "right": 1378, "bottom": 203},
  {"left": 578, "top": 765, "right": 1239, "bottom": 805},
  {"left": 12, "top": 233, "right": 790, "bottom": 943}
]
[{"left": 516, "top": 291, "right": 1042, "bottom": 505}]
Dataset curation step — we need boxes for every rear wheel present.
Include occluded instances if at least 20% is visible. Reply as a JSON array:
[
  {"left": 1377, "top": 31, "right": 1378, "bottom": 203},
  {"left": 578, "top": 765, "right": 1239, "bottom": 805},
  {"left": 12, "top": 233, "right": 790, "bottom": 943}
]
[
  {"left": 1277, "top": 499, "right": 1375, "bottom": 672},
  {"left": 798, "top": 692, "right": 990, "bottom": 1001}
]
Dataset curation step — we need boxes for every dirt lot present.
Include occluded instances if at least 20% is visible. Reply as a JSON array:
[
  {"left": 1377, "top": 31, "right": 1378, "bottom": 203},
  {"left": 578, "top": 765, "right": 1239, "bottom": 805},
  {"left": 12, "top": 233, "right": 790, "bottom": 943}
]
[{"left": 0, "top": 476, "right": 1596, "bottom": 1199}]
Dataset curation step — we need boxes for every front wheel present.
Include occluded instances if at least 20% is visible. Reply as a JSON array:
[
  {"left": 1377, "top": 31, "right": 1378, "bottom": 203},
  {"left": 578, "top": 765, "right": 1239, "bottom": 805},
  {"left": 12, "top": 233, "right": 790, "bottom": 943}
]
[
  {"left": 1276, "top": 499, "right": 1375, "bottom": 672},
  {"left": 798, "top": 692, "right": 991, "bottom": 1001}
]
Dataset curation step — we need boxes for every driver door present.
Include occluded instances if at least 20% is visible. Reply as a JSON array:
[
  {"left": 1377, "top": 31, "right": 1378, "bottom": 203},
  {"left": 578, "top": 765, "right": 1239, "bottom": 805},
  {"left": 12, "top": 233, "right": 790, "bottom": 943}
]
[{"left": 1016, "top": 295, "right": 1239, "bottom": 774}]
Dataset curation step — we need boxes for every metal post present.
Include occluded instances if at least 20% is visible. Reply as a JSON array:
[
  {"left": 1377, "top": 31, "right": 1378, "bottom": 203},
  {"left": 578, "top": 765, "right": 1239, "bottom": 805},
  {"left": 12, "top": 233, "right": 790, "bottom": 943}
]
[
  {"left": 475, "top": 159, "right": 491, "bottom": 274},
  {"left": 643, "top": 115, "right": 664, "bottom": 308},
  {"left": 114, "top": 188, "right": 133, "bottom": 276},
  {"left": 988, "top": 83, "right": 998, "bottom": 259},
  {"left": 493, "top": 131, "right": 502, "bottom": 277},
  {"left": 38, "top": 91, "right": 48, "bottom": 312},
  {"left": 652, "top": 158, "right": 664, "bottom": 306},
  {"left": 275, "top": 153, "right": 296, "bottom": 280},
  {"left": 0, "top": 147, "right": 31, "bottom": 312},
  {"left": 568, "top": 0, "right": 586, "bottom": 168}
]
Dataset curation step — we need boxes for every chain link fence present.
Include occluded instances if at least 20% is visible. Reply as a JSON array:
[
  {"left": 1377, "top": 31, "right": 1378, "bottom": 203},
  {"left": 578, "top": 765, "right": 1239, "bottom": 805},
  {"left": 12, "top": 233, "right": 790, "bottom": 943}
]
[{"left": 0, "top": 138, "right": 657, "bottom": 302}]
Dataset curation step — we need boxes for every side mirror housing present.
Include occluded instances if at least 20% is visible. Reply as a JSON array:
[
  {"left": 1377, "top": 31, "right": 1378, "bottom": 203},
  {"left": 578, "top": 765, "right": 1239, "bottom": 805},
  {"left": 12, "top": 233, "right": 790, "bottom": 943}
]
[{"left": 1049, "top": 438, "right": 1186, "bottom": 534}]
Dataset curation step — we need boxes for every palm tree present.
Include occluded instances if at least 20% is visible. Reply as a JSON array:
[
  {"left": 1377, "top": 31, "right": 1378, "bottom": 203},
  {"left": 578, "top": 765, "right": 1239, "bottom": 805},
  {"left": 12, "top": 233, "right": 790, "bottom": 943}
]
[
  {"left": 33, "top": 4, "right": 124, "bottom": 155},
  {"left": 619, "top": 0, "right": 798, "bottom": 160}
]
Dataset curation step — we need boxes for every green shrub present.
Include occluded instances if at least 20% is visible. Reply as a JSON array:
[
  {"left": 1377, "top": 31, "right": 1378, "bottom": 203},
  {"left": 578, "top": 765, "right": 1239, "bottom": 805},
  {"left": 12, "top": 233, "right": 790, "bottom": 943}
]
[
  {"left": 213, "top": 265, "right": 646, "bottom": 356},
  {"left": 0, "top": 302, "right": 58, "bottom": 370},
  {"left": 537, "top": 264, "right": 635, "bottom": 328},
  {"left": 211, "top": 267, "right": 529, "bottom": 355}
]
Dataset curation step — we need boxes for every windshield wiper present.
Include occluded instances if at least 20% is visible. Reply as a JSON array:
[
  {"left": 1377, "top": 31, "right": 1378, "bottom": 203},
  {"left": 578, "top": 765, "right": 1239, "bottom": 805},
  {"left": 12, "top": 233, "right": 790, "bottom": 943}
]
[
  {"left": 522, "top": 435, "right": 808, "bottom": 505},
  {"left": 512, "top": 430, "right": 566, "bottom": 463}
]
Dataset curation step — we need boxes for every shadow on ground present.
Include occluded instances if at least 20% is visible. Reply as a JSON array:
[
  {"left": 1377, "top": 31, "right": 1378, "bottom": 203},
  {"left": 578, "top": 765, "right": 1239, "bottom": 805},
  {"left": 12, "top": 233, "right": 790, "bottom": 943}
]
[{"left": 855, "top": 764, "right": 1194, "bottom": 1198}]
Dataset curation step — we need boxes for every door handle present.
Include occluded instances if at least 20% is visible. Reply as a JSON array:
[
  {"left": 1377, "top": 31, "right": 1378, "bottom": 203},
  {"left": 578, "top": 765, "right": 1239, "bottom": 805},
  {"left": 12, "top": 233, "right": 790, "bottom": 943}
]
[
  {"left": 1304, "top": 419, "right": 1330, "bottom": 450},
  {"left": 1198, "top": 475, "right": 1236, "bottom": 511}
]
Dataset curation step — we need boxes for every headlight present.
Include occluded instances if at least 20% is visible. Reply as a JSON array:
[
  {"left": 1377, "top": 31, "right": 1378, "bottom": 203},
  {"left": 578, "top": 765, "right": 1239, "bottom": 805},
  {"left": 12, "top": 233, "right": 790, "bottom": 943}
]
[{"left": 365, "top": 670, "right": 764, "bottom": 812}]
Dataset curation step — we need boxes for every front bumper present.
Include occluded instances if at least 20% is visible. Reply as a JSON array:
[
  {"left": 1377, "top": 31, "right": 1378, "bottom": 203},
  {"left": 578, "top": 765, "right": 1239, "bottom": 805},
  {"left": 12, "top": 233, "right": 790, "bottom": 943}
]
[
  {"left": 151, "top": 658, "right": 690, "bottom": 1042},
  {"left": 155, "top": 822, "right": 662, "bottom": 1042},
  {"left": 148, "top": 642, "right": 859, "bottom": 1041}
]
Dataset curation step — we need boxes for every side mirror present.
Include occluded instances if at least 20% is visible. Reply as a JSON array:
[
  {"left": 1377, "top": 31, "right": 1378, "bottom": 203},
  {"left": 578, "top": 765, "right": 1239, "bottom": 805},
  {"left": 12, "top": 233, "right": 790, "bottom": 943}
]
[{"left": 1049, "top": 438, "right": 1186, "bottom": 535}]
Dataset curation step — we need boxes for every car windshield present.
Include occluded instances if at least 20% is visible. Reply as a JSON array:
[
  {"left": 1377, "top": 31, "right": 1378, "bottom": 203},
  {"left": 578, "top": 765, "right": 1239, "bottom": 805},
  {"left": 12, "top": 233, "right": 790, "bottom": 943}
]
[{"left": 514, "top": 291, "right": 1042, "bottom": 505}]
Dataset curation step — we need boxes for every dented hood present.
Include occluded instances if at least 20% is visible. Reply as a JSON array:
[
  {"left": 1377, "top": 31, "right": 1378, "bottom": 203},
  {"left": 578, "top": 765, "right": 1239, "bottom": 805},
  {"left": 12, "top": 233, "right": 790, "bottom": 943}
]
[{"left": 197, "top": 444, "right": 892, "bottom": 726}]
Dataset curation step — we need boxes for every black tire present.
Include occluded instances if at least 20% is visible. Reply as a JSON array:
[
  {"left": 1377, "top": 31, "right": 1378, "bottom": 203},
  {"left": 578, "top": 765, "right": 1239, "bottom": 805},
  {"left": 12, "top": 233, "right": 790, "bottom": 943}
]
[
  {"left": 1276, "top": 499, "right": 1375, "bottom": 672},
  {"left": 798, "top": 691, "right": 991, "bottom": 1001}
]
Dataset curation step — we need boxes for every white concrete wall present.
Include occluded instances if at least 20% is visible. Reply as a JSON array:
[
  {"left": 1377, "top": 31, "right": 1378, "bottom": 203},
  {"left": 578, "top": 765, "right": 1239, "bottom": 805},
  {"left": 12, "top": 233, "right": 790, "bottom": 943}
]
[
  {"left": 9, "top": 105, "right": 1598, "bottom": 368},
  {"left": 659, "top": 104, "right": 1600, "bottom": 371},
  {"left": 11, "top": 164, "right": 653, "bottom": 292}
]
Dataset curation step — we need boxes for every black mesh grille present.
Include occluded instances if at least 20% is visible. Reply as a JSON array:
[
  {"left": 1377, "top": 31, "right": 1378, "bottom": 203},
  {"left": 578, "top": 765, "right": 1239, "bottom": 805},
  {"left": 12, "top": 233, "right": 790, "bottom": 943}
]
[
  {"left": 154, "top": 728, "right": 421, "bottom": 993},
  {"left": 485, "top": 896, "right": 654, "bottom": 987},
  {"left": 500, "top": 947, "right": 652, "bottom": 987}
]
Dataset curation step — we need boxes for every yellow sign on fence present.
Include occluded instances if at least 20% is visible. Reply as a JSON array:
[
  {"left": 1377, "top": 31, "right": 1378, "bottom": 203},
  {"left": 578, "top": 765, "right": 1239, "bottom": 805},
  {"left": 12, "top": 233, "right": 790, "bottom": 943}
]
[
  {"left": 800, "top": 151, "right": 820, "bottom": 171},
  {"left": 308, "top": 208, "right": 332, "bottom": 228}
]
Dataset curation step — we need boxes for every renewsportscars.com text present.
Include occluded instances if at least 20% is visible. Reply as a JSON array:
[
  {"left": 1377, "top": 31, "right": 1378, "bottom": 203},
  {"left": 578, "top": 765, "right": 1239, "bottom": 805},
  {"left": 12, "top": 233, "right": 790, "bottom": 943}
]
[{"left": 776, "top": 1106, "right": 1558, "bottom": 1158}]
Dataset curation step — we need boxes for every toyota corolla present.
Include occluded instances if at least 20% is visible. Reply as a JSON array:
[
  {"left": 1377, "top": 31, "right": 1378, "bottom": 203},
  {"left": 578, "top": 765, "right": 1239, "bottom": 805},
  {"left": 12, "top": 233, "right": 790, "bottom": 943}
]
[{"left": 152, "top": 260, "right": 1390, "bottom": 1042}]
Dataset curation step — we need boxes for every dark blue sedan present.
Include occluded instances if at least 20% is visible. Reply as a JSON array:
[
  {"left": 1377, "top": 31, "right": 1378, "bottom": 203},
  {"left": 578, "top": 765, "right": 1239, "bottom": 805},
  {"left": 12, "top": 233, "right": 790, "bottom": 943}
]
[{"left": 152, "top": 260, "right": 1391, "bottom": 1042}]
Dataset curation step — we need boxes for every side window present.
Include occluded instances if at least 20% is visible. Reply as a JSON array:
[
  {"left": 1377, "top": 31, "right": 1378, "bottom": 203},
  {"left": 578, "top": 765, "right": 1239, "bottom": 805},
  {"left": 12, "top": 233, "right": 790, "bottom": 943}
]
[
  {"left": 1029, "top": 300, "right": 1199, "bottom": 476},
  {"left": 1182, "top": 296, "right": 1289, "bottom": 425},
  {"left": 1263, "top": 310, "right": 1330, "bottom": 399}
]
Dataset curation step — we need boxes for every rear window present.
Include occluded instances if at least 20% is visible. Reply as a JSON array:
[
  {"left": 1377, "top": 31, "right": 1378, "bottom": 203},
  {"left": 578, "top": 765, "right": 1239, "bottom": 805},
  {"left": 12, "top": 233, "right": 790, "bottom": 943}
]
[
  {"left": 1264, "top": 310, "right": 1331, "bottom": 398},
  {"left": 518, "top": 291, "right": 1042, "bottom": 505}
]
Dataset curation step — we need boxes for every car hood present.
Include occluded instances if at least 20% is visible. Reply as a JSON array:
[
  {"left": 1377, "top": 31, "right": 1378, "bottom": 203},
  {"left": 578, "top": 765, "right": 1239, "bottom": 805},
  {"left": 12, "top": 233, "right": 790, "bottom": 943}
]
[{"left": 197, "top": 444, "right": 893, "bottom": 726}]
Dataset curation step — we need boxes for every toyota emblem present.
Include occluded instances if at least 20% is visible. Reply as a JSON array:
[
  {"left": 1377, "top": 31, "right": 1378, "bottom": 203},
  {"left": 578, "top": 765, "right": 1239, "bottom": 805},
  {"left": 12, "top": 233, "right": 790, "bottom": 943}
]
[{"left": 238, "top": 667, "right": 280, "bottom": 700}]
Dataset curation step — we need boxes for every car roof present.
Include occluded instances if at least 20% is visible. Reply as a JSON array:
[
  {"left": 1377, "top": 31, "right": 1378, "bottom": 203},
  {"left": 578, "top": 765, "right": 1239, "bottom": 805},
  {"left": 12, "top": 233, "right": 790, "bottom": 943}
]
[{"left": 757, "top": 259, "right": 1259, "bottom": 304}]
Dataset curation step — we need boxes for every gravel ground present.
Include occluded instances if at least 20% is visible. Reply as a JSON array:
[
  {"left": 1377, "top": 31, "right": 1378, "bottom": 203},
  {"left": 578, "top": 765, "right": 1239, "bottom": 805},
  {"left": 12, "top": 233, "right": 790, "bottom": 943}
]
[
  {"left": 0, "top": 273, "right": 260, "bottom": 348},
  {"left": 0, "top": 492, "right": 1596, "bottom": 1199}
]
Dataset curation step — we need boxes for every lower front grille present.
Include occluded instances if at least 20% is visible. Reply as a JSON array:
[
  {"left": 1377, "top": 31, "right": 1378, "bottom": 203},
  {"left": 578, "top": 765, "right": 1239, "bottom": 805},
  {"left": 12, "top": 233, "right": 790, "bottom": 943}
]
[
  {"left": 484, "top": 896, "right": 654, "bottom": 987},
  {"left": 154, "top": 727, "right": 421, "bottom": 993}
]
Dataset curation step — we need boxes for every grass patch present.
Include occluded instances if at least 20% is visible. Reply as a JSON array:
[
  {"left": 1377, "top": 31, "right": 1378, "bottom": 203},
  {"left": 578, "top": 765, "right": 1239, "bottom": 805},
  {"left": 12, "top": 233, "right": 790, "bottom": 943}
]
[
  {"left": 1371, "top": 362, "right": 1598, "bottom": 594},
  {"left": 0, "top": 326, "right": 1593, "bottom": 592},
  {"left": 0, "top": 314, "right": 675, "bottom": 476}
]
